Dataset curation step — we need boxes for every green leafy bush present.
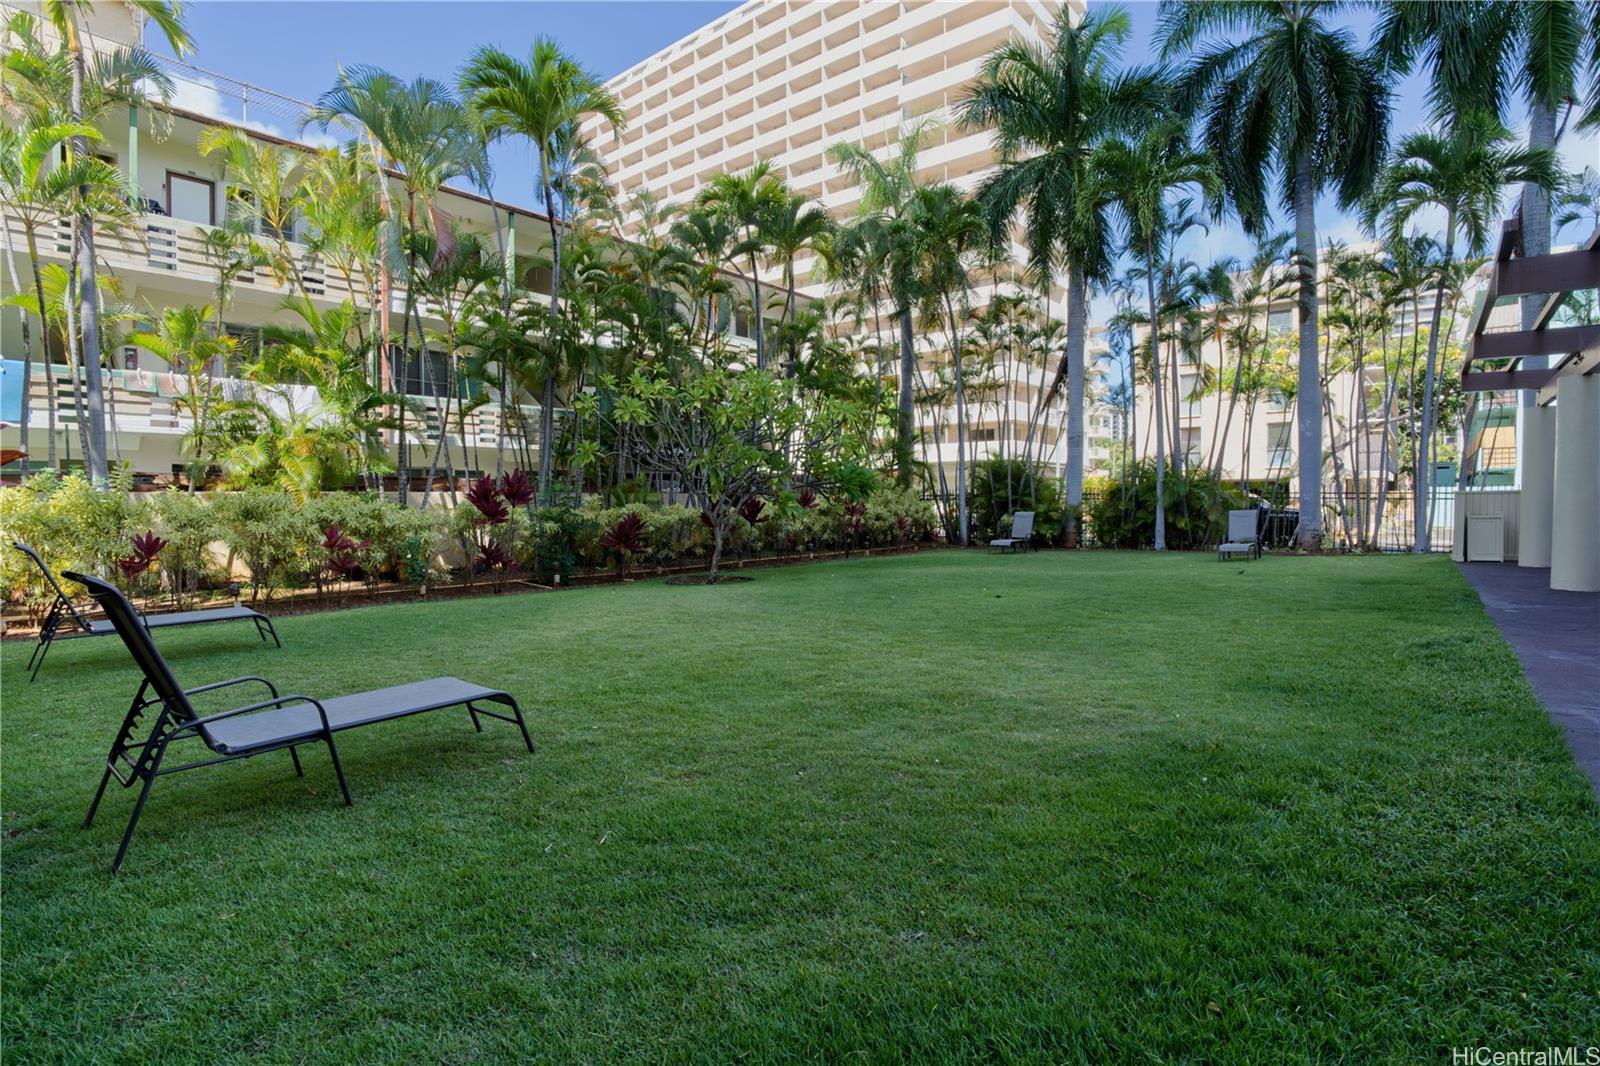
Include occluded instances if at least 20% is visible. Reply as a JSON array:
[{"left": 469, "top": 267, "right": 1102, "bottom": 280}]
[
  {"left": 0, "top": 472, "right": 148, "bottom": 619},
  {"left": 145, "top": 490, "right": 224, "bottom": 607},
  {"left": 1086, "top": 461, "right": 1248, "bottom": 549},
  {"left": 969, "top": 458, "right": 1070, "bottom": 545},
  {"left": 212, "top": 487, "right": 313, "bottom": 601}
]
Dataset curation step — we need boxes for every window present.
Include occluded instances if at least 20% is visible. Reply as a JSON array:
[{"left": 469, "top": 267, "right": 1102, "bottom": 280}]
[
  {"left": 167, "top": 172, "right": 215, "bottom": 225},
  {"left": 391, "top": 348, "right": 450, "bottom": 397},
  {"left": 1269, "top": 309, "right": 1293, "bottom": 334},
  {"left": 1180, "top": 427, "right": 1202, "bottom": 467},
  {"left": 524, "top": 264, "right": 554, "bottom": 294},
  {"left": 972, "top": 427, "right": 997, "bottom": 443},
  {"left": 1266, "top": 422, "right": 1293, "bottom": 469},
  {"left": 731, "top": 308, "right": 755, "bottom": 340}
]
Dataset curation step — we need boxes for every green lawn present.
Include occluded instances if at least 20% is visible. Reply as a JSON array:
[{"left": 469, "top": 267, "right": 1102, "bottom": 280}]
[{"left": 3, "top": 551, "right": 1596, "bottom": 1061}]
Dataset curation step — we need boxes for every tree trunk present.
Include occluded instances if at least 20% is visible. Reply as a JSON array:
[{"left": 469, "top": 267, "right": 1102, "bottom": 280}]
[
  {"left": 1292, "top": 152, "right": 1323, "bottom": 549},
  {"left": 1519, "top": 101, "right": 1556, "bottom": 407},
  {"left": 1064, "top": 264, "right": 1087, "bottom": 508},
  {"left": 539, "top": 170, "right": 562, "bottom": 504},
  {"left": 1415, "top": 215, "right": 1454, "bottom": 553},
  {"left": 1146, "top": 258, "right": 1166, "bottom": 551},
  {"left": 896, "top": 308, "right": 916, "bottom": 487},
  {"left": 944, "top": 292, "right": 969, "bottom": 546},
  {"left": 65, "top": 20, "right": 109, "bottom": 485},
  {"left": 749, "top": 251, "right": 765, "bottom": 371}
]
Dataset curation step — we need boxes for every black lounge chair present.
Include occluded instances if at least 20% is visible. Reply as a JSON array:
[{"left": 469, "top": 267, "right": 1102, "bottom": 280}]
[
  {"left": 13, "top": 541, "right": 280, "bottom": 682},
  {"left": 65, "top": 571, "right": 533, "bottom": 873}
]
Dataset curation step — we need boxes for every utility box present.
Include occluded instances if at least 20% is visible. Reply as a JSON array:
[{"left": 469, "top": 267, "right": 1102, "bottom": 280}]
[{"left": 1466, "top": 514, "right": 1506, "bottom": 562}]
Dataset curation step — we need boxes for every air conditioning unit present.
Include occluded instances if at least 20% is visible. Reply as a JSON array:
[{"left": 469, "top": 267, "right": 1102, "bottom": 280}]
[{"left": 1465, "top": 514, "right": 1505, "bottom": 562}]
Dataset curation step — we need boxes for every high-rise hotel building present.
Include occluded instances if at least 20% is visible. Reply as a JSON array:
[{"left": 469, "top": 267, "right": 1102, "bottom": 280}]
[{"left": 580, "top": 0, "right": 1116, "bottom": 481}]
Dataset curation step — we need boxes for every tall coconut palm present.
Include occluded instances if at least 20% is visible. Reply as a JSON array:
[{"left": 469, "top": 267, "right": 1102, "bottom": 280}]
[
  {"left": 198, "top": 127, "right": 309, "bottom": 294},
  {"left": 29, "top": 0, "right": 191, "bottom": 484},
  {"left": 1374, "top": 1, "right": 1590, "bottom": 370},
  {"left": 459, "top": 40, "right": 624, "bottom": 502},
  {"left": 1161, "top": 0, "right": 1390, "bottom": 549},
  {"left": 1364, "top": 111, "right": 1559, "bottom": 551},
  {"left": 830, "top": 123, "right": 934, "bottom": 487},
  {"left": 958, "top": 6, "right": 1165, "bottom": 511},
  {"left": 1091, "top": 121, "right": 1219, "bottom": 551}
]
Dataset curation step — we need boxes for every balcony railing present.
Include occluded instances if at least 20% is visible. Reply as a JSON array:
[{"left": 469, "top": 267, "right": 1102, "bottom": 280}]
[{"left": 2, "top": 361, "right": 543, "bottom": 453}]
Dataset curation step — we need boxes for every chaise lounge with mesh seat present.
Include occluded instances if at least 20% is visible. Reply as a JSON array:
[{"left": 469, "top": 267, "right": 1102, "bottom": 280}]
[
  {"left": 66, "top": 571, "right": 534, "bottom": 873},
  {"left": 13, "top": 541, "right": 280, "bottom": 681}
]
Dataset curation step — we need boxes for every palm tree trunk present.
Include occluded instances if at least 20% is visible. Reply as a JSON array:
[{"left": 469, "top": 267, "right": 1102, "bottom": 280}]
[
  {"left": 896, "top": 307, "right": 916, "bottom": 486},
  {"left": 6, "top": 224, "right": 38, "bottom": 477},
  {"left": 943, "top": 291, "right": 969, "bottom": 546},
  {"left": 748, "top": 251, "right": 765, "bottom": 371},
  {"left": 1145, "top": 258, "right": 1166, "bottom": 551},
  {"left": 64, "top": 18, "right": 109, "bottom": 485},
  {"left": 62, "top": 222, "right": 93, "bottom": 470},
  {"left": 1064, "top": 264, "right": 1087, "bottom": 508},
  {"left": 539, "top": 171, "right": 562, "bottom": 504},
  {"left": 1519, "top": 101, "right": 1557, "bottom": 406},
  {"left": 1415, "top": 215, "right": 1454, "bottom": 553},
  {"left": 1292, "top": 152, "right": 1323, "bottom": 549}
]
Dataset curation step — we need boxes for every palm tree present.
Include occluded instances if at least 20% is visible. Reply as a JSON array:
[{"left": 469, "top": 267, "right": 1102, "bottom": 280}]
[
  {"left": 309, "top": 68, "right": 477, "bottom": 504},
  {"left": 759, "top": 189, "right": 834, "bottom": 373},
  {"left": 958, "top": 5, "right": 1164, "bottom": 511},
  {"left": 910, "top": 183, "right": 989, "bottom": 545},
  {"left": 29, "top": 0, "right": 191, "bottom": 484},
  {"left": 0, "top": 110, "right": 102, "bottom": 474},
  {"left": 1374, "top": 1, "right": 1590, "bottom": 352},
  {"left": 699, "top": 161, "right": 785, "bottom": 370},
  {"left": 198, "top": 127, "right": 309, "bottom": 294},
  {"left": 129, "top": 305, "right": 235, "bottom": 491},
  {"left": 830, "top": 124, "right": 934, "bottom": 487},
  {"left": 1364, "top": 111, "right": 1559, "bottom": 551},
  {"left": 1161, "top": 0, "right": 1390, "bottom": 549},
  {"left": 459, "top": 40, "right": 625, "bottom": 502},
  {"left": 1091, "top": 121, "right": 1218, "bottom": 550}
]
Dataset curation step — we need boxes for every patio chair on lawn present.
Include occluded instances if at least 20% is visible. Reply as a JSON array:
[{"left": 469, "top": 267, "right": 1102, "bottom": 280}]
[
  {"left": 1217, "top": 509, "right": 1263, "bottom": 562},
  {"left": 989, "top": 511, "right": 1035, "bottom": 553},
  {"left": 13, "top": 541, "right": 280, "bottom": 682},
  {"left": 65, "top": 571, "right": 533, "bottom": 874}
]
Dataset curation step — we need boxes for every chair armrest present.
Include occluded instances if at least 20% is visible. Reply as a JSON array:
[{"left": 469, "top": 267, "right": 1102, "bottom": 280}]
[
  {"left": 170, "top": 694, "right": 332, "bottom": 736},
  {"left": 185, "top": 676, "right": 280, "bottom": 699}
]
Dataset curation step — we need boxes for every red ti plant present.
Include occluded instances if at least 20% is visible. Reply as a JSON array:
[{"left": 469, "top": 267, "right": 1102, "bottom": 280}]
[
  {"left": 317, "top": 526, "right": 371, "bottom": 600},
  {"left": 797, "top": 488, "right": 817, "bottom": 510},
  {"left": 841, "top": 501, "right": 867, "bottom": 554},
  {"left": 462, "top": 470, "right": 529, "bottom": 592},
  {"left": 600, "top": 511, "right": 646, "bottom": 579},
  {"left": 116, "top": 531, "right": 167, "bottom": 594},
  {"left": 498, "top": 469, "right": 534, "bottom": 508}
]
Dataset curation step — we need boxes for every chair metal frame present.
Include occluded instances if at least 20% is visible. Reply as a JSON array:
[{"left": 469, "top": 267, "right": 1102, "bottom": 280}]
[
  {"left": 14, "top": 541, "right": 279, "bottom": 682},
  {"left": 64, "top": 571, "right": 531, "bottom": 874}
]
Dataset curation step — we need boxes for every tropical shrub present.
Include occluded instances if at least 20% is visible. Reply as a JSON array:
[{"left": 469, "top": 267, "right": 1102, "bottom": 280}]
[
  {"left": 309, "top": 493, "right": 440, "bottom": 588},
  {"left": 1086, "top": 461, "right": 1249, "bottom": 549},
  {"left": 212, "top": 487, "right": 314, "bottom": 600},
  {"left": 1, "top": 471, "right": 147, "bottom": 617},
  {"left": 145, "top": 489, "right": 224, "bottom": 607},
  {"left": 969, "top": 458, "right": 1068, "bottom": 545}
]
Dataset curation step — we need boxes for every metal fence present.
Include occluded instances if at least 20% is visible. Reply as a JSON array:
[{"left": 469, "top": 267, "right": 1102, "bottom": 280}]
[{"left": 1071, "top": 485, "right": 1458, "bottom": 553}]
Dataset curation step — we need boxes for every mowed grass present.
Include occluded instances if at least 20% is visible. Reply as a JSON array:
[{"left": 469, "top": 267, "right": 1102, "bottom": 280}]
[{"left": 3, "top": 551, "right": 1596, "bottom": 1062}]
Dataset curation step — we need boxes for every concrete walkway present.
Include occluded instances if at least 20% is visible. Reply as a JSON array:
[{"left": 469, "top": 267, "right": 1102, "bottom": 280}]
[{"left": 1459, "top": 562, "right": 1600, "bottom": 799}]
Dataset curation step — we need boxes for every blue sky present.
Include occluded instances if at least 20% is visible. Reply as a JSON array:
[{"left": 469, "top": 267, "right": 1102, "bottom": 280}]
[{"left": 152, "top": 1, "right": 1597, "bottom": 329}]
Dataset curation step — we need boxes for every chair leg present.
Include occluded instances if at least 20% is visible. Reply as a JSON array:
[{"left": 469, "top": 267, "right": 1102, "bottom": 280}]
[
  {"left": 503, "top": 696, "right": 534, "bottom": 754},
  {"left": 289, "top": 745, "right": 304, "bottom": 777},
  {"left": 110, "top": 765, "right": 160, "bottom": 875},
  {"left": 467, "top": 704, "right": 484, "bottom": 732},
  {"left": 324, "top": 730, "right": 353, "bottom": 806},
  {"left": 83, "top": 764, "right": 115, "bottom": 829},
  {"left": 28, "top": 631, "right": 53, "bottom": 683}
]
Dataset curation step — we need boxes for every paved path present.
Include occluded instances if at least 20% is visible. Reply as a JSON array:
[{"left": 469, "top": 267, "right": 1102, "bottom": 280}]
[{"left": 1459, "top": 562, "right": 1600, "bottom": 799}]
